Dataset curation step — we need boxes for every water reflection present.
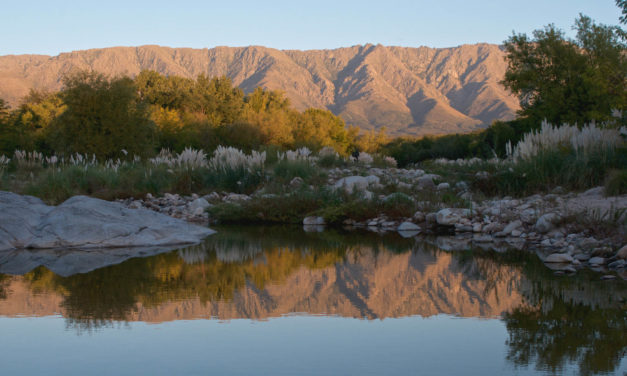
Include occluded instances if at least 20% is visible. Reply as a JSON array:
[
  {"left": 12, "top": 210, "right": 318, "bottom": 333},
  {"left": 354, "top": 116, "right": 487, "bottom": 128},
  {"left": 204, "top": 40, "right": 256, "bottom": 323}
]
[{"left": 0, "top": 226, "right": 625, "bottom": 375}]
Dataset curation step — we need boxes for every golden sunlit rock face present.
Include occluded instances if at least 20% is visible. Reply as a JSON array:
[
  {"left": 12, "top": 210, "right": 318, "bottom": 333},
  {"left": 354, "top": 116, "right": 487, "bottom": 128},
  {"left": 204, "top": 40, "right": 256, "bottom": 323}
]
[
  {"left": 0, "top": 44, "right": 518, "bottom": 136},
  {"left": 0, "top": 247, "right": 524, "bottom": 322}
]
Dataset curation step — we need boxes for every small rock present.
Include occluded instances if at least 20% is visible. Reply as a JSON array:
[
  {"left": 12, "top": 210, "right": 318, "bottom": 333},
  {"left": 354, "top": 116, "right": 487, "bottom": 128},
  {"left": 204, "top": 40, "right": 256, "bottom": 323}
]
[
  {"left": 544, "top": 253, "right": 574, "bottom": 263},
  {"left": 425, "top": 213, "right": 438, "bottom": 224},
  {"left": 502, "top": 220, "right": 522, "bottom": 235},
  {"left": 303, "top": 216, "right": 325, "bottom": 225},
  {"left": 455, "top": 181, "right": 469, "bottom": 191},
  {"left": 608, "top": 259, "right": 625, "bottom": 269},
  {"left": 541, "top": 239, "right": 552, "bottom": 247},
  {"left": 552, "top": 186, "right": 565, "bottom": 194},
  {"left": 482, "top": 222, "right": 503, "bottom": 233},
  {"left": 412, "top": 211, "right": 425, "bottom": 222},
  {"left": 129, "top": 200, "right": 143, "bottom": 209},
  {"left": 289, "top": 177, "right": 304, "bottom": 189},
  {"left": 188, "top": 198, "right": 211, "bottom": 213},
  {"left": 381, "top": 221, "right": 396, "bottom": 228},
  {"left": 398, "top": 222, "right": 421, "bottom": 232},
  {"left": 535, "top": 213, "right": 559, "bottom": 234},
  {"left": 437, "top": 182, "right": 450, "bottom": 191},
  {"left": 592, "top": 247, "right": 614, "bottom": 257},
  {"left": 616, "top": 245, "right": 627, "bottom": 260},
  {"left": 416, "top": 176, "right": 435, "bottom": 189},
  {"left": 223, "top": 193, "right": 250, "bottom": 203},
  {"left": 454, "top": 224, "right": 473, "bottom": 232},
  {"left": 600, "top": 275, "right": 616, "bottom": 280},
  {"left": 588, "top": 257, "right": 605, "bottom": 265},
  {"left": 436, "top": 208, "right": 471, "bottom": 226},
  {"left": 575, "top": 253, "right": 591, "bottom": 261}
]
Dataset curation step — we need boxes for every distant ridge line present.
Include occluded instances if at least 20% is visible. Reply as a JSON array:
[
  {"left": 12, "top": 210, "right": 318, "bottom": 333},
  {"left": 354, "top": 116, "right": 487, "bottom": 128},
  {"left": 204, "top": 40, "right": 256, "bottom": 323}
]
[{"left": 0, "top": 44, "right": 518, "bottom": 136}]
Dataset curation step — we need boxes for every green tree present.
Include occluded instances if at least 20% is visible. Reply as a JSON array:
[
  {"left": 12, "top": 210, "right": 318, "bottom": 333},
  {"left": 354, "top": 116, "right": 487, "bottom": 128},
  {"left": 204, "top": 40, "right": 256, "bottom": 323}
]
[
  {"left": 10, "top": 90, "right": 66, "bottom": 151},
  {"left": 501, "top": 15, "right": 626, "bottom": 126},
  {"left": 189, "top": 75, "right": 244, "bottom": 125},
  {"left": 618, "top": 0, "right": 626, "bottom": 24},
  {"left": 294, "top": 108, "right": 352, "bottom": 154},
  {"left": 135, "top": 70, "right": 193, "bottom": 110},
  {"left": 50, "top": 71, "right": 156, "bottom": 158}
]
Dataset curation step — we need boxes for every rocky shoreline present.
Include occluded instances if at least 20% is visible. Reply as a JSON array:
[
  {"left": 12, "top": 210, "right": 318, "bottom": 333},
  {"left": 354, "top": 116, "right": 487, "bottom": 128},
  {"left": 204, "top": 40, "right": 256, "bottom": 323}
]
[{"left": 114, "top": 166, "right": 627, "bottom": 280}]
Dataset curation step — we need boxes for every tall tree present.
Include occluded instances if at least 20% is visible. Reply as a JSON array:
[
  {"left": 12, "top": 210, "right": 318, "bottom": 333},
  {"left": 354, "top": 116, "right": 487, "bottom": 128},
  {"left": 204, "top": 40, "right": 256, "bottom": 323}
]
[
  {"left": 50, "top": 71, "right": 156, "bottom": 158},
  {"left": 618, "top": 0, "right": 627, "bottom": 24},
  {"left": 501, "top": 15, "right": 626, "bottom": 126}
]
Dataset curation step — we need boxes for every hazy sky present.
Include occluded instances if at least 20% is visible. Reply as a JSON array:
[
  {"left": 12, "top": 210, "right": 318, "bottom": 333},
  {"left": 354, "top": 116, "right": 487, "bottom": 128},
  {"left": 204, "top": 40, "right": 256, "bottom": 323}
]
[{"left": 1, "top": 0, "right": 623, "bottom": 55}]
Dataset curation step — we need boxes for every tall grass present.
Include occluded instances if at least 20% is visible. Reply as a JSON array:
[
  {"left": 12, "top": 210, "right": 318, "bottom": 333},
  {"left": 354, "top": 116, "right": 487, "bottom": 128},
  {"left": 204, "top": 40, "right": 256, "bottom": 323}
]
[{"left": 491, "top": 122, "right": 627, "bottom": 195}]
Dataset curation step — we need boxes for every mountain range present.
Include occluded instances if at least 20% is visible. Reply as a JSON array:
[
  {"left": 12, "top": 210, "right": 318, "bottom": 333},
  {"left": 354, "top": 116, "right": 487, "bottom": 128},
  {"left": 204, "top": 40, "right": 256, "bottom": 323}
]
[{"left": 0, "top": 44, "right": 519, "bottom": 136}]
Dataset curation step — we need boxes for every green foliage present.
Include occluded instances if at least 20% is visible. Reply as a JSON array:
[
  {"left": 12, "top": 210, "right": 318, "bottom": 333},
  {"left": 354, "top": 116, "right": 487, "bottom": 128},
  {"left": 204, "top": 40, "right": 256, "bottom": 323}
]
[
  {"left": 49, "top": 71, "right": 156, "bottom": 159},
  {"left": 605, "top": 168, "right": 627, "bottom": 195},
  {"left": 0, "top": 70, "right": 365, "bottom": 158},
  {"left": 502, "top": 15, "right": 626, "bottom": 125},
  {"left": 272, "top": 159, "right": 317, "bottom": 181},
  {"left": 384, "top": 132, "right": 490, "bottom": 166},
  {"left": 473, "top": 146, "right": 627, "bottom": 197},
  {"left": 209, "top": 190, "right": 335, "bottom": 224},
  {"left": 618, "top": 0, "right": 627, "bottom": 24},
  {"left": 294, "top": 109, "right": 353, "bottom": 154}
]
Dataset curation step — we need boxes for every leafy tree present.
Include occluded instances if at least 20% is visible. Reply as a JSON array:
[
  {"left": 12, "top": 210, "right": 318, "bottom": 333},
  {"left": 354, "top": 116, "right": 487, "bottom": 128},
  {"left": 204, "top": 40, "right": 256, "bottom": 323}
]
[
  {"left": 135, "top": 70, "right": 193, "bottom": 110},
  {"left": 294, "top": 108, "right": 352, "bottom": 154},
  {"left": 10, "top": 90, "right": 66, "bottom": 151},
  {"left": 189, "top": 75, "right": 244, "bottom": 125},
  {"left": 618, "top": 0, "right": 627, "bottom": 24},
  {"left": 243, "top": 88, "right": 296, "bottom": 147},
  {"left": 502, "top": 15, "right": 626, "bottom": 126},
  {"left": 50, "top": 71, "right": 156, "bottom": 158}
]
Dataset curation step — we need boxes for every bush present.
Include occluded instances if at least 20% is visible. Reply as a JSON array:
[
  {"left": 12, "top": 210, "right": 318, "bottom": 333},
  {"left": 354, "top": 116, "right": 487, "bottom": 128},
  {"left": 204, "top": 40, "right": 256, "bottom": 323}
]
[
  {"left": 605, "top": 169, "right": 627, "bottom": 196},
  {"left": 272, "top": 159, "right": 317, "bottom": 181},
  {"left": 49, "top": 72, "right": 157, "bottom": 159}
]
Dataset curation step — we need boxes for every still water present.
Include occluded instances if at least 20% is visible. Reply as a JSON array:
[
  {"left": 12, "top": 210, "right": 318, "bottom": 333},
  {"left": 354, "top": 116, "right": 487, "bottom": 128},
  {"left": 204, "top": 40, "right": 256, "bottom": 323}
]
[{"left": 0, "top": 226, "right": 625, "bottom": 375}]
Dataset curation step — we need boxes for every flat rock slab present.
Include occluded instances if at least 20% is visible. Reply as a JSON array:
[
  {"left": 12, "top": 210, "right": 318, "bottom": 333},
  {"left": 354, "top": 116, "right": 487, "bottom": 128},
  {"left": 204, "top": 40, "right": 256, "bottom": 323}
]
[{"left": 0, "top": 192, "right": 215, "bottom": 251}]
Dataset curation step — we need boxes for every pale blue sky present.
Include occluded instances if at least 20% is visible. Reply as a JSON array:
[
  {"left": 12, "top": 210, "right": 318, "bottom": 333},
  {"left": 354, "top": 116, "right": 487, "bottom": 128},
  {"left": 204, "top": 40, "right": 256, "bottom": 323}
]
[{"left": 1, "top": 0, "right": 623, "bottom": 56}]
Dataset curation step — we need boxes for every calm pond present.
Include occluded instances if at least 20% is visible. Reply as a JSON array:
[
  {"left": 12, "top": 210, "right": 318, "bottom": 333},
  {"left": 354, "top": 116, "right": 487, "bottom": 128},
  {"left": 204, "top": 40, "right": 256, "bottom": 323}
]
[{"left": 0, "top": 226, "right": 625, "bottom": 375}]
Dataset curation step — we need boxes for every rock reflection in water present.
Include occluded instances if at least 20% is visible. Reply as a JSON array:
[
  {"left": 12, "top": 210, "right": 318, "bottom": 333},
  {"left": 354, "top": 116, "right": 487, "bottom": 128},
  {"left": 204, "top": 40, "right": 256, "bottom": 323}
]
[{"left": 0, "top": 226, "right": 625, "bottom": 375}]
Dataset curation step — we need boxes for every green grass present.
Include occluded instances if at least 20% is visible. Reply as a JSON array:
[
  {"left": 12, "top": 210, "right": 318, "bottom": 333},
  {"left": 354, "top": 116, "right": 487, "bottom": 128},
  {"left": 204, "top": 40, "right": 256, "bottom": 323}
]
[
  {"left": 605, "top": 169, "right": 627, "bottom": 196},
  {"left": 4, "top": 163, "right": 264, "bottom": 204}
]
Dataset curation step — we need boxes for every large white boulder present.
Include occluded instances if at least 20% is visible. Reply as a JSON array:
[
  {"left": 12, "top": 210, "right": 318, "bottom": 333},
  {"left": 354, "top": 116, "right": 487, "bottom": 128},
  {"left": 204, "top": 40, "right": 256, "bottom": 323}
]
[{"left": 0, "top": 192, "right": 214, "bottom": 251}]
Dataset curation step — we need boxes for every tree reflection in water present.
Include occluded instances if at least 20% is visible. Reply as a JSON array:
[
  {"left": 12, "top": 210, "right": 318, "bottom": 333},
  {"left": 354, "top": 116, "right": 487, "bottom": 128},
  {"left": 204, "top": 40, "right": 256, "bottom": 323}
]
[{"left": 2, "top": 225, "right": 625, "bottom": 374}]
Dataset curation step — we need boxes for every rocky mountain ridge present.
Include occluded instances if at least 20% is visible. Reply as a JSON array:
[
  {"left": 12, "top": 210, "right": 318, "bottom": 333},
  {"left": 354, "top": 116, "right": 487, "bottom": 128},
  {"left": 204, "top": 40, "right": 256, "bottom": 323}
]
[{"left": 0, "top": 44, "right": 519, "bottom": 135}]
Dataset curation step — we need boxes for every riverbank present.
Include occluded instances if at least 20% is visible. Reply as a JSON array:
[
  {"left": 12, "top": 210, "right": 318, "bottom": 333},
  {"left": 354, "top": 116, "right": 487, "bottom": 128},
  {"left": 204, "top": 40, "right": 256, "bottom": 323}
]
[{"left": 108, "top": 162, "right": 627, "bottom": 279}]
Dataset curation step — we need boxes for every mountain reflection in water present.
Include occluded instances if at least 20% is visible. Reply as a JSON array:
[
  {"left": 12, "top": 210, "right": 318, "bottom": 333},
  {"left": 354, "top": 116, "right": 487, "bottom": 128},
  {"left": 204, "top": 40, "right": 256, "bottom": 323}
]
[{"left": 0, "top": 226, "right": 625, "bottom": 375}]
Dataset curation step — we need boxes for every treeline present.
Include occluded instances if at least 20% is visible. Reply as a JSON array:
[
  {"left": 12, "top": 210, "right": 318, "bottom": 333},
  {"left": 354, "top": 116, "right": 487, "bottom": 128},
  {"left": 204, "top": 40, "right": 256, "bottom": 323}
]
[{"left": 0, "top": 71, "right": 385, "bottom": 159}]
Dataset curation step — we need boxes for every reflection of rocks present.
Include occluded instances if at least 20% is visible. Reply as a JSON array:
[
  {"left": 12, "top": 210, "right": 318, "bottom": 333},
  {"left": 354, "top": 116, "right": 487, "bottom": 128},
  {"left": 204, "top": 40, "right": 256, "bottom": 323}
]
[
  {"left": 0, "top": 192, "right": 214, "bottom": 251},
  {"left": 0, "top": 246, "right": 180, "bottom": 277}
]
